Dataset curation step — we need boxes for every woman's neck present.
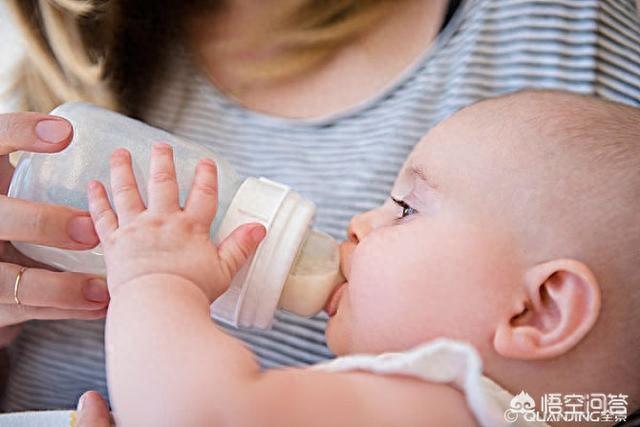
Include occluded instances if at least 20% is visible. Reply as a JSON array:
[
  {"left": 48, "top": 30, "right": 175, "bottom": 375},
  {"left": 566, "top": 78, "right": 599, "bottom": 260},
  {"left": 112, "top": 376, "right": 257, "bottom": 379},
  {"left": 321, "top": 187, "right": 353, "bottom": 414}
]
[
  {"left": 185, "top": 0, "right": 450, "bottom": 119},
  {"left": 190, "top": 0, "right": 300, "bottom": 44}
]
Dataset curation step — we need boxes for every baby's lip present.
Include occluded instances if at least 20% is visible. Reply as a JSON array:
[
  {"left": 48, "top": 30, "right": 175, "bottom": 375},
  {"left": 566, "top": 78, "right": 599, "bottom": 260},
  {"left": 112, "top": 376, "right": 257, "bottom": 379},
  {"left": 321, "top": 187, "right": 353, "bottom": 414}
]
[
  {"left": 324, "top": 241, "right": 352, "bottom": 316},
  {"left": 324, "top": 281, "right": 347, "bottom": 317}
]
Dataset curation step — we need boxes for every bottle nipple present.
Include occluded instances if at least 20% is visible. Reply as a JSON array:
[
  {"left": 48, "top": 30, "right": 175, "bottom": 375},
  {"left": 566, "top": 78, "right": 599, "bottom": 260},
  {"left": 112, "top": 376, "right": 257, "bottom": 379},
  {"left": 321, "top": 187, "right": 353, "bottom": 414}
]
[{"left": 278, "top": 230, "right": 345, "bottom": 316}]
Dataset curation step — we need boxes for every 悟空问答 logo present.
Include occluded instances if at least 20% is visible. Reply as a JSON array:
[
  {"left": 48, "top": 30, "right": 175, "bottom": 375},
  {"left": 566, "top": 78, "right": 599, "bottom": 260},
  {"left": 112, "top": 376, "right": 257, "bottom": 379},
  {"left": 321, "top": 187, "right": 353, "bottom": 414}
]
[
  {"left": 504, "top": 391, "right": 536, "bottom": 422},
  {"left": 503, "top": 391, "right": 629, "bottom": 423}
]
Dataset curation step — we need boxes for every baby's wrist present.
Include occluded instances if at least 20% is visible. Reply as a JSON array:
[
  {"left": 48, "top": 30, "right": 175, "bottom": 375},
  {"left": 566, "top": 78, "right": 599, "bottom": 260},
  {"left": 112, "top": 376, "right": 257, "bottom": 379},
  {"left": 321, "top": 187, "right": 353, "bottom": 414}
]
[{"left": 109, "top": 273, "right": 210, "bottom": 304}]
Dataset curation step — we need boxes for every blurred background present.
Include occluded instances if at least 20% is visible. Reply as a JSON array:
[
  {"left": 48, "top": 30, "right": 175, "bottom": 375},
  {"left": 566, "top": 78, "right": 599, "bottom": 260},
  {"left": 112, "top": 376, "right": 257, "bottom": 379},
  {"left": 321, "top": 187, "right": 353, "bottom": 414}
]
[{"left": 0, "top": 1, "right": 24, "bottom": 112}]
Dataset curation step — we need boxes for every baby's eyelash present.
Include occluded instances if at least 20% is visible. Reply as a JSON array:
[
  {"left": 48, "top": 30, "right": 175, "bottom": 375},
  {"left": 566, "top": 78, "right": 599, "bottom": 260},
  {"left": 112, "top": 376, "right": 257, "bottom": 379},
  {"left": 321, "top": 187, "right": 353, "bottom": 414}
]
[{"left": 391, "top": 197, "right": 418, "bottom": 219}]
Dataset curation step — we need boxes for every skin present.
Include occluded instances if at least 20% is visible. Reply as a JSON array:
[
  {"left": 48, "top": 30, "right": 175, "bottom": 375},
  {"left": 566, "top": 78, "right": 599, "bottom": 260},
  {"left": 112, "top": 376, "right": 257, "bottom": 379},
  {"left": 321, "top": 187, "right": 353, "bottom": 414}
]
[
  {"left": 329, "top": 106, "right": 523, "bottom": 356},
  {"left": 187, "top": 0, "right": 449, "bottom": 118},
  {"left": 88, "top": 144, "right": 266, "bottom": 300},
  {"left": 327, "top": 160, "right": 523, "bottom": 356},
  {"left": 73, "top": 391, "right": 113, "bottom": 427}
]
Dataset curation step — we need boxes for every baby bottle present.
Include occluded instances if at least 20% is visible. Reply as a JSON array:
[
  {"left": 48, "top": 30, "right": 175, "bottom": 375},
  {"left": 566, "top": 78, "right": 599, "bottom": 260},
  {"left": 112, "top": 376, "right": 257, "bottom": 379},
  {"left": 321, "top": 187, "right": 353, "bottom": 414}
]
[{"left": 8, "top": 102, "right": 344, "bottom": 329}]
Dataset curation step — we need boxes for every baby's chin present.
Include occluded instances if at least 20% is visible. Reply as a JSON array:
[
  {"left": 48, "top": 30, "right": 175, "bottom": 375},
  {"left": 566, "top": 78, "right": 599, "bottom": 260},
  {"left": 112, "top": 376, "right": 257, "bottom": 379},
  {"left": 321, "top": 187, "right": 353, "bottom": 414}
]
[
  {"left": 325, "top": 313, "right": 378, "bottom": 356},
  {"left": 325, "top": 312, "right": 352, "bottom": 356}
]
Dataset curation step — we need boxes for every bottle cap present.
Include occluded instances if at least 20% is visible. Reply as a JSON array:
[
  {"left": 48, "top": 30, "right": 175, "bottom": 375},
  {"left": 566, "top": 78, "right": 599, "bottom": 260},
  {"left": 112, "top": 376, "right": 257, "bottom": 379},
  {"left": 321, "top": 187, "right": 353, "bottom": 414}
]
[{"left": 211, "top": 177, "right": 315, "bottom": 329}]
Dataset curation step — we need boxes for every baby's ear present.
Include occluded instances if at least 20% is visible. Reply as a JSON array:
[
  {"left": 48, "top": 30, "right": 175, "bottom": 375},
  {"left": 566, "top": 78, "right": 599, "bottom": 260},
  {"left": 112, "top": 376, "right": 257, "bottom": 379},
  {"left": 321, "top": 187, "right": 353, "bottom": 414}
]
[{"left": 493, "top": 259, "right": 601, "bottom": 360}]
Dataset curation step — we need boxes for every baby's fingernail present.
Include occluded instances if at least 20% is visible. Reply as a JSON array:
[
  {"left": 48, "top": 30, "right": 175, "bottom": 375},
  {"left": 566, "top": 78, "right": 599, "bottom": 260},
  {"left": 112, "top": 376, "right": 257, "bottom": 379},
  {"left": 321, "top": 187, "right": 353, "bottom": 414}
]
[
  {"left": 84, "top": 279, "right": 110, "bottom": 302},
  {"left": 68, "top": 216, "right": 99, "bottom": 245},
  {"left": 35, "top": 118, "right": 72, "bottom": 144},
  {"left": 251, "top": 225, "right": 266, "bottom": 243}
]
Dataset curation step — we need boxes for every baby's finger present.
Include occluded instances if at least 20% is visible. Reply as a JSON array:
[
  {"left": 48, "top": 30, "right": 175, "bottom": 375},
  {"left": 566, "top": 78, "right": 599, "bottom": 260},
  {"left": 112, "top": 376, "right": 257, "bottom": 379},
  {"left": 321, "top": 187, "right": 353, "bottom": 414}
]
[
  {"left": 87, "top": 180, "right": 117, "bottom": 241},
  {"left": 109, "top": 149, "right": 144, "bottom": 223},
  {"left": 147, "top": 143, "right": 180, "bottom": 213},
  {"left": 184, "top": 158, "right": 218, "bottom": 230},
  {"left": 218, "top": 223, "right": 266, "bottom": 280}
]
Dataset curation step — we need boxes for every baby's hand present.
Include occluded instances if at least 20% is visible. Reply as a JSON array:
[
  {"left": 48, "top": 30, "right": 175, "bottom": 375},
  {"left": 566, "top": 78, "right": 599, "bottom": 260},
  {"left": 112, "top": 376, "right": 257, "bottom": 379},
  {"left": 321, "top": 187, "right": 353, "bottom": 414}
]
[{"left": 87, "top": 143, "right": 266, "bottom": 300}]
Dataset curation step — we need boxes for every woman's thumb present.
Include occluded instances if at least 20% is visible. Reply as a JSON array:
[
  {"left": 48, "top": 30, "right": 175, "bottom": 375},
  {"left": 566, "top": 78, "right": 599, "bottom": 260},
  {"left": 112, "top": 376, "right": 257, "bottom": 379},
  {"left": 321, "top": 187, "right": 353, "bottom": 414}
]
[
  {"left": 218, "top": 223, "right": 266, "bottom": 279},
  {"left": 73, "top": 391, "right": 113, "bottom": 427}
]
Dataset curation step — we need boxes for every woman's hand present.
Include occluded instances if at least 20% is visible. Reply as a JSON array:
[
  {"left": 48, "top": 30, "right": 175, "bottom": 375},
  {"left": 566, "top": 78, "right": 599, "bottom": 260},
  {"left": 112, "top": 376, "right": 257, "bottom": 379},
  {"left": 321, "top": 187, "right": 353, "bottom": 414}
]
[
  {"left": 87, "top": 143, "right": 265, "bottom": 301},
  {"left": 0, "top": 112, "right": 110, "bottom": 347},
  {"left": 74, "top": 391, "right": 114, "bottom": 427}
]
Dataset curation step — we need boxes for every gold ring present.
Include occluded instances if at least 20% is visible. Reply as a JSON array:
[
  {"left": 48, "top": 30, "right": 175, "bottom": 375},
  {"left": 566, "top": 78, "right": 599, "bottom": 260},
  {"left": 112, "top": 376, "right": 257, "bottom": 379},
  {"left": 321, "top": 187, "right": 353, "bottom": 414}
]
[{"left": 14, "top": 267, "right": 27, "bottom": 305}]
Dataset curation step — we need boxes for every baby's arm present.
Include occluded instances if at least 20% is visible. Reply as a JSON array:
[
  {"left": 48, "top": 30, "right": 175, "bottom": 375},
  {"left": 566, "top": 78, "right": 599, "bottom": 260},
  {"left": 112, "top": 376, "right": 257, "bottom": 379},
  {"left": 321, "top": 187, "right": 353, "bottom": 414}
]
[
  {"left": 91, "top": 144, "right": 476, "bottom": 427},
  {"left": 107, "top": 277, "right": 477, "bottom": 427}
]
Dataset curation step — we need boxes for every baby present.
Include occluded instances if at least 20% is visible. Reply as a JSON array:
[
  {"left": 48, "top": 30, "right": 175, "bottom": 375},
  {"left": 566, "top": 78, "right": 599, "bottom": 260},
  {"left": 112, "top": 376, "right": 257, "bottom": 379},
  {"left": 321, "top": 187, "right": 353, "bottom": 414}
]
[{"left": 88, "top": 90, "right": 639, "bottom": 426}]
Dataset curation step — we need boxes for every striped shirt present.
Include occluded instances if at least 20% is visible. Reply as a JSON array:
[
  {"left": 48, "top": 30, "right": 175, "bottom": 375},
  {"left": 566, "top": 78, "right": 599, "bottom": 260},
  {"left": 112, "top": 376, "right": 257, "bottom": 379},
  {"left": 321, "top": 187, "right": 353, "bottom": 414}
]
[{"left": 2, "top": 0, "right": 639, "bottom": 411}]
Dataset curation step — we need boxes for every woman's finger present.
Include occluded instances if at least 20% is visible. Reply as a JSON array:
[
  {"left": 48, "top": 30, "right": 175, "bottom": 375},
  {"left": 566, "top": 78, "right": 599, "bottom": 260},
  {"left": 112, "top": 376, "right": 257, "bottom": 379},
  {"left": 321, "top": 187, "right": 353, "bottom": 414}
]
[
  {"left": 108, "top": 149, "right": 144, "bottom": 224},
  {"left": 0, "top": 112, "right": 73, "bottom": 155},
  {"left": 0, "top": 154, "right": 14, "bottom": 195},
  {"left": 184, "top": 158, "right": 218, "bottom": 231},
  {"left": 0, "top": 324, "right": 23, "bottom": 348},
  {"left": 0, "top": 262, "right": 109, "bottom": 308},
  {"left": 147, "top": 143, "right": 180, "bottom": 213},
  {"left": 0, "top": 305, "right": 107, "bottom": 326},
  {"left": 0, "top": 196, "right": 99, "bottom": 248},
  {"left": 74, "top": 391, "right": 113, "bottom": 427},
  {"left": 88, "top": 180, "right": 118, "bottom": 241},
  {"left": 218, "top": 223, "right": 266, "bottom": 280}
]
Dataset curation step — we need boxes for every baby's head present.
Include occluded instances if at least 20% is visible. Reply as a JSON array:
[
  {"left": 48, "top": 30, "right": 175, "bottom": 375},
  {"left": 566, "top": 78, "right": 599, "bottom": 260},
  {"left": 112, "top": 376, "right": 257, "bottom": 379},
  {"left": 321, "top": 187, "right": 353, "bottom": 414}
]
[{"left": 327, "top": 90, "right": 639, "bottom": 401}]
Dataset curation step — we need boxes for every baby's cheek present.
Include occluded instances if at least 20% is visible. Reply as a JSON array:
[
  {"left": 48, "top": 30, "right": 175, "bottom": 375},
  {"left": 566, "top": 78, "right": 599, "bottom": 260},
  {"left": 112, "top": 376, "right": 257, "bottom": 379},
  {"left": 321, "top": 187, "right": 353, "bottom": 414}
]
[
  {"left": 346, "top": 259, "right": 404, "bottom": 350},
  {"left": 326, "top": 294, "right": 353, "bottom": 355}
]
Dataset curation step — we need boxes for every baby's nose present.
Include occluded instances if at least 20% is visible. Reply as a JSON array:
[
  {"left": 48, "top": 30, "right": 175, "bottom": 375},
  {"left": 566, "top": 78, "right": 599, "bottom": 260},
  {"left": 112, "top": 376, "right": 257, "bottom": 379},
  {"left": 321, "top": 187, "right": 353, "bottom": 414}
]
[{"left": 347, "top": 212, "right": 373, "bottom": 244}]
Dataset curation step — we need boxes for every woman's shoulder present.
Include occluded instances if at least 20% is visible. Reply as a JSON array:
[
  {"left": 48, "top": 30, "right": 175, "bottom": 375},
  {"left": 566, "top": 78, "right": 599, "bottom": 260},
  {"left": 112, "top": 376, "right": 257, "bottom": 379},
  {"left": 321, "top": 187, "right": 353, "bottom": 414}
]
[
  {"left": 429, "top": 0, "right": 640, "bottom": 107},
  {"left": 463, "top": 0, "right": 639, "bottom": 22},
  {"left": 454, "top": 0, "right": 640, "bottom": 48}
]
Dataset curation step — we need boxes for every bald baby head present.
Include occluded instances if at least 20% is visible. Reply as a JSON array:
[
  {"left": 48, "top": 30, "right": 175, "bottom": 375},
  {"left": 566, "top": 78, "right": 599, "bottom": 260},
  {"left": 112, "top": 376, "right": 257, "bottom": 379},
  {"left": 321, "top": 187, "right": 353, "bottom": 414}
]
[
  {"left": 418, "top": 90, "right": 639, "bottom": 393},
  {"left": 425, "top": 90, "right": 640, "bottom": 274}
]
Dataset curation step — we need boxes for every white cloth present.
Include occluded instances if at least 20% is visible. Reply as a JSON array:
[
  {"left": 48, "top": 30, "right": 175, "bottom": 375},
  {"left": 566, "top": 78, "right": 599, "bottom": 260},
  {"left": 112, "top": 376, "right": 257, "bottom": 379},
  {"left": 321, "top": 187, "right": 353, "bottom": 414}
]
[
  {"left": 0, "top": 410, "right": 73, "bottom": 426},
  {"left": 312, "top": 338, "right": 551, "bottom": 427}
]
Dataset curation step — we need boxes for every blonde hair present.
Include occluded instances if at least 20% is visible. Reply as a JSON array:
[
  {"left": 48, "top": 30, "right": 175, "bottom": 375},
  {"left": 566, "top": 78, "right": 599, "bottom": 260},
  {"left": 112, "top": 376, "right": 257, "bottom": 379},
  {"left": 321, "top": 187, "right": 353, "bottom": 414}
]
[{"left": 6, "top": 0, "right": 397, "bottom": 116}]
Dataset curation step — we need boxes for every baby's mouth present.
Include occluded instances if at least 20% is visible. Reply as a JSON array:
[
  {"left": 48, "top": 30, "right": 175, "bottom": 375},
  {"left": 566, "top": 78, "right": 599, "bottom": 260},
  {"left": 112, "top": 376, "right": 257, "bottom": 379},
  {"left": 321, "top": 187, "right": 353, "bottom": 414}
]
[
  {"left": 324, "top": 281, "right": 347, "bottom": 317},
  {"left": 324, "top": 240, "right": 351, "bottom": 316}
]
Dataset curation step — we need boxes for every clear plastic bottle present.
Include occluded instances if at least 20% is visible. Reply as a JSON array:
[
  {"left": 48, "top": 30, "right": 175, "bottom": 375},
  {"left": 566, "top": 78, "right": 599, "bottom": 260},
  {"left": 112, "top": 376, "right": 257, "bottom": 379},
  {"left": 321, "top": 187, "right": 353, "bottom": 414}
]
[{"left": 8, "top": 103, "right": 344, "bottom": 329}]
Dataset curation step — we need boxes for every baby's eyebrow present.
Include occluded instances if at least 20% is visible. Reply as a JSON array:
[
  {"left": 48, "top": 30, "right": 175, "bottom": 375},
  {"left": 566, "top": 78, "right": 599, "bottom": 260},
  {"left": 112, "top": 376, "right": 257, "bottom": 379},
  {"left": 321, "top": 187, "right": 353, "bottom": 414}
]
[{"left": 409, "top": 164, "right": 438, "bottom": 189}]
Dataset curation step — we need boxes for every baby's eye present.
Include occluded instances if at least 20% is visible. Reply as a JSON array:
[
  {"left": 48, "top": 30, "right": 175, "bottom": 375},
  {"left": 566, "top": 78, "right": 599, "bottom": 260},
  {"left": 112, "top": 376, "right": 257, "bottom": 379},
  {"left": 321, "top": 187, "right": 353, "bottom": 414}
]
[{"left": 391, "top": 197, "right": 418, "bottom": 219}]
